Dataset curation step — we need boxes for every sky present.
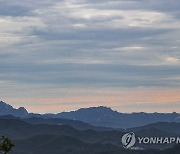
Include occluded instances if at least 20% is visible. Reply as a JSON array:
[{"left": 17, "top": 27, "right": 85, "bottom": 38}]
[{"left": 0, "top": 0, "right": 180, "bottom": 113}]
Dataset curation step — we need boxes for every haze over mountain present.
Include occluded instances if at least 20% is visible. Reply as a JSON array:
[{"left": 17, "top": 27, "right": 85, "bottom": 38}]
[{"left": 0, "top": 101, "right": 180, "bottom": 129}]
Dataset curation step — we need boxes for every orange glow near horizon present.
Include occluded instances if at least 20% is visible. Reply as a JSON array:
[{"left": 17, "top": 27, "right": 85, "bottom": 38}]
[{"left": 4, "top": 88, "right": 180, "bottom": 113}]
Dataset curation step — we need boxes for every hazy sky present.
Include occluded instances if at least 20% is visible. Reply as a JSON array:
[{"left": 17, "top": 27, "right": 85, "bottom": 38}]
[{"left": 0, "top": 0, "right": 180, "bottom": 113}]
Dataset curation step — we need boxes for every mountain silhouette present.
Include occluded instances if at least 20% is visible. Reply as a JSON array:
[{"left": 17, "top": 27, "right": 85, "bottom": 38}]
[
  {"left": 0, "top": 101, "right": 180, "bottom": 128},
  {"left": 0, "top": 112, "right": 180, "bottom": 153},
  {"left": 0, "top": 101, "right": 28, "bottom": 117},
  {"left": 56, "top": 106, "right": 180, "bottom": 128}
]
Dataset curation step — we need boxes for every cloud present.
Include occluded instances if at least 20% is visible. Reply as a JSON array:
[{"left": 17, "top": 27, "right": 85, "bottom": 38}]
[
  {"left": 166, "top": 56, "right": 179, "bottom": 63},
  {"left": 0, "top": 5, "right": 29, "bottom": 17},
  {"left": 0, "top": 0, "right": 180, "bottom": 112}
]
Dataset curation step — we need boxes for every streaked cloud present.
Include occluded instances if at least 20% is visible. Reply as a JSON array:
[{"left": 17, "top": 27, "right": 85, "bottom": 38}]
[
  {"left": 0, "top": 0, "right": 180, "bottom": 113},
  {"left": 166, "top": 56, "right": 179, "bottom": 63}
]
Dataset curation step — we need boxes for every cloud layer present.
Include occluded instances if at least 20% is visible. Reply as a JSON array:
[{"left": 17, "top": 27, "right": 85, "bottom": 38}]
[{"left": 0, "top": 0, "right": 180, "bottom": 112}]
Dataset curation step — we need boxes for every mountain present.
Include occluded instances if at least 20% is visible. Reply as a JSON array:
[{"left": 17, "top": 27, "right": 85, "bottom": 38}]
[
  {"left": 0, "top": 117, "right": 179, "bottom": 153},
  {"left": 13, "top": 134, "right": 87, "bottom": 154},
  {"left": 128, "top": 122, "right": 180, "bottom": 135},
  {"left": 0, "top": 118, "right": 124, "bottom": 143},
  {"left": 0, "top": 101, "right": 28, "bottom": 117},
  {"left": 55, "top": 106, "right": 180, "bottom": 128},
  {"left": 0, "top": 101, "right": 180, "bottom": 129},
  {"left": 12, "top": 134, "right": 124, "bottom": 154},
  {"left": 0, "top": 101, "right": 180, "bottom": 153},
  {"left": 158, "top": 144, "right": 180, "bottom": 154},
  {"left": 22, "top": 117, "right": 115, "bottom": 131},
  {"left": 12, "top": 134, "right": 160, "bottom": 154},
  {"left": 56, "top": 106, "right": 122, "bottom": 128}
]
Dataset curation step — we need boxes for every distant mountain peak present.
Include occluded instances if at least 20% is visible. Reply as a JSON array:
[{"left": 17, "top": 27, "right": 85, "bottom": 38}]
[
  {"left": 77, "top": 106, "right": 114, "bottom": 112},
  {"left": 57, "top": 106, "right": 180, "bottom": 129},
  {"left": 0, "top": 100, "right": 28, "bottom": 117},
  {"left": 0, "top": 100, "right": 12, "bottom": 107},
  {"left": 18, "top": 106, "right": 27, "bottom": 111}
]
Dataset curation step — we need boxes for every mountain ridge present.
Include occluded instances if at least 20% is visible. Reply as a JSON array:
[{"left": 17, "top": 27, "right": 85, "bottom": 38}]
[
  {"left": 0, "top": 101, "right": 179, "bottom": 128},
  {"left": 0, "top": 101, "right": 28, "bottom": 117},
  {"left": 0, "top": 117, "right": 179, "bottom": 153}
]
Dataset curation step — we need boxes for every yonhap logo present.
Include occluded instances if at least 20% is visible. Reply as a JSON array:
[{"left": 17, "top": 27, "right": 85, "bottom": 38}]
[
  {"left": 121, "top": 132, "right": 136, "bottom": 149},
  {"left": 122, "top": 132, "right": 180, "bottom": 149}
]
